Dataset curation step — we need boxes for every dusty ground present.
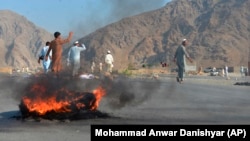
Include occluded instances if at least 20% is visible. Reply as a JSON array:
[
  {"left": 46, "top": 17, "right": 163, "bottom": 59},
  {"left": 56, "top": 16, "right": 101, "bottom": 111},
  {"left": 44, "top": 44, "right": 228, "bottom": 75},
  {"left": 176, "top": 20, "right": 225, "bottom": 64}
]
[{"left": 0, "top": 72, "right": 249, "bottom": 141}]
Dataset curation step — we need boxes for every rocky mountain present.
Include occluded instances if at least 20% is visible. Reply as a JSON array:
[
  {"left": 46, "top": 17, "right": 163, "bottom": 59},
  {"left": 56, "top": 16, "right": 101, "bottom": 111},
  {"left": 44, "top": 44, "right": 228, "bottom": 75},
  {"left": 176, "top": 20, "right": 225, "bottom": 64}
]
[
  {"left": 0, "top": 10, "right": 53, "bottom": 70},
  {"left": 71, "top": 0, "right": 250, "bottom": 72},
  {"left": 1, "top": 0, "right": 250, "bottom": 73}
]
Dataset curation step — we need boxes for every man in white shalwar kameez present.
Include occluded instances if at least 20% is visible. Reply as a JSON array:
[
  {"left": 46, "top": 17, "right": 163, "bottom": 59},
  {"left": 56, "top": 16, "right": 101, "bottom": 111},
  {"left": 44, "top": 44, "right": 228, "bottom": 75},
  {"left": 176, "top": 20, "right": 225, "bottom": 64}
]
[
  {"left": 105, "top": 50, "right": 114, "bottom": 73},
  {"left": 67, "top": 41, "right": 86, "bottom": 77},
  {"left": 38, "top": 41, "right": 52, "bottom": 73}
]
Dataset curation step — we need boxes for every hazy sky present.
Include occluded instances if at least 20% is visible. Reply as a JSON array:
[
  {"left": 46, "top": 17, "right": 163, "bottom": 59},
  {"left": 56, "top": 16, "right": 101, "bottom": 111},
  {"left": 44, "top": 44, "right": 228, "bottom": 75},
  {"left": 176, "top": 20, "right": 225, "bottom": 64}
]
[{"left": 0, "top": 0, "right": 170, "bottom": 38}]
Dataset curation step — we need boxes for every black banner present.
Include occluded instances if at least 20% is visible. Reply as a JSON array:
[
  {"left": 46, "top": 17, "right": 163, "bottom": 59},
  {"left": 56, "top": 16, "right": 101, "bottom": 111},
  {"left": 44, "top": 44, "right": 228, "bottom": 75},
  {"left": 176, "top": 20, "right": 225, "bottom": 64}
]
[{"left": 91, "top": 124, "right": 250, "bottom": 140}]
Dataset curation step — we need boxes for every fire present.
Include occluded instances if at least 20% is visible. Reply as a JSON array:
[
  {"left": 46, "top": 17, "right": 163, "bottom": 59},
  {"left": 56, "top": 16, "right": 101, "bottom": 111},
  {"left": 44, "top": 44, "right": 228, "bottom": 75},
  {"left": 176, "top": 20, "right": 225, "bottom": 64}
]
[
  {"left": 22, "top": 96, "right": 71, "bottom": 115},
  {"left": 91, "top": 86, "right": 106, "bottom": 110},
  {"left": 20, "top": 83, "right": 106, "bottom": 116}
]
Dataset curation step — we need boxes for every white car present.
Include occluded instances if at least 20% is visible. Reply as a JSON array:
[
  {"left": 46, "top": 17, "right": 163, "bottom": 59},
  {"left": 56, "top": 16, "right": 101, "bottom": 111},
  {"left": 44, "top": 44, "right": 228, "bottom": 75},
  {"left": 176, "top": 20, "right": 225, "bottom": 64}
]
[
  {"left": 203, "top": 67, "right": 213, "bottom": 73},
  {"left": 204, "top": 67, "right": 219, "bottom": 76},
  {"left": 210, "top": 70, "right": 219, "bottom": 76}
]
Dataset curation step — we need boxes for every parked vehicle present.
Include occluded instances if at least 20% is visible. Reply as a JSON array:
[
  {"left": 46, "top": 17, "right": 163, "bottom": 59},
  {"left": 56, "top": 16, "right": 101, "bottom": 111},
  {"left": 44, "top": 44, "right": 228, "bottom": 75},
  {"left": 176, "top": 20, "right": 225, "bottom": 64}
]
[
  {"left": 210, "top": 70, "right": 219, "bottom": 76},
  {"left": 203, "top": 67, "right": 220, "bottom": 76},
  {"left": 203, "top": 67, "right": 213, "bottom": 73}
]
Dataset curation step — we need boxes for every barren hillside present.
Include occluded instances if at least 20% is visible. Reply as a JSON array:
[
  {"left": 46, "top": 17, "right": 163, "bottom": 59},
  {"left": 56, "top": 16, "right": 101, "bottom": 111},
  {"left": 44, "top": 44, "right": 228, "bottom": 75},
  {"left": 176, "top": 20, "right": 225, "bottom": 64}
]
[
  {"left": 71, "top": 0, "right": 250, "bottom": 72},
  {"left": 1, "top": 0, "right": 250, "bottom": 73},
  {"left": 0, "top": 10, "right": 53, "bottom": 70}
]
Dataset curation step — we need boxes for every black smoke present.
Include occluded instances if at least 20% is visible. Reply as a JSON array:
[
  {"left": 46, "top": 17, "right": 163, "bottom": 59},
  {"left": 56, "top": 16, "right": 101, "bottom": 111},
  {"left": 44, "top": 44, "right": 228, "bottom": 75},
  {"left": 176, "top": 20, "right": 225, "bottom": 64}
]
[
  {"left": 0, "top": 71, "right": 164, "bottom": 112},
  {"left": 98, "top": 74, "right": 162, "bottom": 109},
  {"left": 71, "top": 0, "right": 169, "bottom": 38}
]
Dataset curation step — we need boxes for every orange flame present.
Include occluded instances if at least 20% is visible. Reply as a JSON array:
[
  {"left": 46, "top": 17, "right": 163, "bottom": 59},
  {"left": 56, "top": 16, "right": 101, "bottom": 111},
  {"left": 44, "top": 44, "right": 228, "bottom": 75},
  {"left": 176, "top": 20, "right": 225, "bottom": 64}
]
[
  {"left": 91, "top": 86, "right": 106, "bottom": 110},
  {"left": 21, "top": 83, "right": 106, "bottom": 116},
  {"left": 22, "top": 96, "right": 71, "bottom": 115}
]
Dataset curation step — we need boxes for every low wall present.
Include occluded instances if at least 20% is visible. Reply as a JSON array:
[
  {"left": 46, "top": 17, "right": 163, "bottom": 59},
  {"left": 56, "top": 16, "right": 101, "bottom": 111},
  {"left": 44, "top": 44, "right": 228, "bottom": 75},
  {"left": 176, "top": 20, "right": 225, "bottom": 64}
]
[{"left": 0, "top": 67, "right": 12, "bottom": 74}]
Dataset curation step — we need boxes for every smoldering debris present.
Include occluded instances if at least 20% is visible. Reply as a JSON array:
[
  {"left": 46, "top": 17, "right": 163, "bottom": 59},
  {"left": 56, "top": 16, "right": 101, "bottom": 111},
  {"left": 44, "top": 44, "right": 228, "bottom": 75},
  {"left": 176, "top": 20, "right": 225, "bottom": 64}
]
[
  {"left": 4, "top": 72, "right": 111, "bottom": 121},
  {"left": 234, "top": 82, "right": 250, "bottom": 86},
  {"left": 1, "top": 72, "right": 165, "bottom": 116}
]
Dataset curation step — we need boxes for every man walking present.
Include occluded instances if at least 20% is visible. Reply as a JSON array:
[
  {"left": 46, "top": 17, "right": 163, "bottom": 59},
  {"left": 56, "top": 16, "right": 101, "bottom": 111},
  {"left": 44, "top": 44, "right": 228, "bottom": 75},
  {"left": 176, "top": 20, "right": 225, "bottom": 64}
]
[
  {"left": 67, "top": 41, "right": 86, "bottom": 77},
  {"left": 99, "top": 62, "right": 103, "bottom": 72},
  {"left": 38, "top": 41, "right": 52, "bottom": 73},
  {"left": 91, "top": 61, "right": 96, "bottom": 73},
  {"left": 173, "top": 39, "right": 193, "bottom": 83},
  {"left": 240, "top": 66, "right": 244, "bottom": 78},
  {"left": 225, "top": 65, "right": 229, "bottom": 79}
]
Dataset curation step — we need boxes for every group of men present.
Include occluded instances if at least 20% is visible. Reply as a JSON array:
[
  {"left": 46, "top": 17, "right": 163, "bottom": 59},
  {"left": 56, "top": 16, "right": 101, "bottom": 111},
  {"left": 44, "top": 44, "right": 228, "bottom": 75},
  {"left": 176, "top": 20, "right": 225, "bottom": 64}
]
[
  {"left": 38, "top": 31, "right": 73, "bottom": 77},
  {"left": 39, "top": 31, "right": 193, "bottom": 82},
  {"left": 38, "top": 31, "right": 114, "bottom": 78}
]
